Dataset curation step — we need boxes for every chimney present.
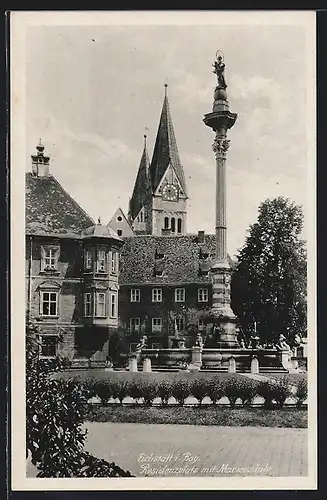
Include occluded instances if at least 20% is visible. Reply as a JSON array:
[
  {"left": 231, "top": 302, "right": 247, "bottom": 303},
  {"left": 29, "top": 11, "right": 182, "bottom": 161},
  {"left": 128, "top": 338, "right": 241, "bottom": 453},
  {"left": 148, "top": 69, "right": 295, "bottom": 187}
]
[
  {"left": 198, "top": 230, "right": 205, "bottom": 243},
  {"left": 31, "top": 140, "right": 50, "bottom": 177},
  {"left": 161, "top": 228, "right": 171, "bottom": 236}
]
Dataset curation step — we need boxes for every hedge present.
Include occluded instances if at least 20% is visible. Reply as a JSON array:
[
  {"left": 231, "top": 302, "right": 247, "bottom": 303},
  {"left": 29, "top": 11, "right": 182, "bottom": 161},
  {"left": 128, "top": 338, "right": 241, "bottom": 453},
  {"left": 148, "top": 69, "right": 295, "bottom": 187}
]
[{"left": 61, "top": 373, "right": 307, "bottom": 409}]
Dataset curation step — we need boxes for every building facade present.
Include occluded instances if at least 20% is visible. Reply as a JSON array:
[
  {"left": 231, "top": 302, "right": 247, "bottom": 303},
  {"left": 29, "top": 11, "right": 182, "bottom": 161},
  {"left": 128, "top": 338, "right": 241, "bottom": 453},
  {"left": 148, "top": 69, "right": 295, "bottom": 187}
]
[{"left": 26, "top": 142, "right": 123, "bottom": 365}]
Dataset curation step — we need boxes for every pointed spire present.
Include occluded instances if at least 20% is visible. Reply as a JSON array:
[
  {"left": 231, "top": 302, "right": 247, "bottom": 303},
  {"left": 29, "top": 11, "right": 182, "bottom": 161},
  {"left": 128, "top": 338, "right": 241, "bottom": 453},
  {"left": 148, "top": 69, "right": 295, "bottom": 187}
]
[
  {"left": 149, "top": 85, "right": 187, "bottom": 196},
  {"left": 129, "top": 135, "right": 151, "bottom": 221}
]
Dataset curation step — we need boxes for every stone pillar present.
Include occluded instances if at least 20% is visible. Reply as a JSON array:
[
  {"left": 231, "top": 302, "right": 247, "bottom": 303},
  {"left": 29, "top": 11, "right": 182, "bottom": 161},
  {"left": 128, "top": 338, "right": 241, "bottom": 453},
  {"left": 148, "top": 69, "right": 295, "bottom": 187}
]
[
  {"left": 228, "top": 356, "right": 236, "bottom": 373},
  {"left": 143, "top": 357, "right": 152, "bottom": 373},
  {"left": 129, "top": 357, "right": 138, "bottom": 373},
  {"left": 191, "top": 346, "right": 202, "bottom": 366},
  {"left": 251, "top": 356, "right": 259, "bottom": 375}
]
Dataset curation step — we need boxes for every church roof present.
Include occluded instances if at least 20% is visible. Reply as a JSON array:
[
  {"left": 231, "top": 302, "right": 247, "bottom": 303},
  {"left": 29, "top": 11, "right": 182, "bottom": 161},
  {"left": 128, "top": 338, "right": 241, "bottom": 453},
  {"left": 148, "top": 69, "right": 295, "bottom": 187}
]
[
  {"left": 119, "top": 234, "right": 233, "bottom": 286},
  {"left": 25, "top": 172, "right": 94, "bottom": 237},
  {"left": 129, "top": 136, "right": 150, "bottom": 221},
  {"left": 149, "top": 87, "right": 187, "bottom": 196}
]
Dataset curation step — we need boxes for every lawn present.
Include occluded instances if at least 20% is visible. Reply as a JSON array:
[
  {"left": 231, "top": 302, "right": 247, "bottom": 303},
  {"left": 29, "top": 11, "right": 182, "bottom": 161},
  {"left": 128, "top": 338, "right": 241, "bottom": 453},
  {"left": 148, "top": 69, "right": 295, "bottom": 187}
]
[{"left": 84, "top": 405, "right": 307, "bottom": 428}]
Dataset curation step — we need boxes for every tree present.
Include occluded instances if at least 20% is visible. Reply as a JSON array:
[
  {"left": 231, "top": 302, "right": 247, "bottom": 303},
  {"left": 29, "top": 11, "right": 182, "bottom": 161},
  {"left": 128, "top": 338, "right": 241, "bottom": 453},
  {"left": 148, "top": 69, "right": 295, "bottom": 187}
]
[{"left": 231, "top": 197, "right": 307, "bottom": 345}]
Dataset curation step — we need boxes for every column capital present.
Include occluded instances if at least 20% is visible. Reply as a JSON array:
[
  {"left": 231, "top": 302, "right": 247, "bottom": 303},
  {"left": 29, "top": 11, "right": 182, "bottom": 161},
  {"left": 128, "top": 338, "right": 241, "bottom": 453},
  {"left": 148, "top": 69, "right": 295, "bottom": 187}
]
[{"left": 212, "top": 137, "right": 230, "bottom": 158}]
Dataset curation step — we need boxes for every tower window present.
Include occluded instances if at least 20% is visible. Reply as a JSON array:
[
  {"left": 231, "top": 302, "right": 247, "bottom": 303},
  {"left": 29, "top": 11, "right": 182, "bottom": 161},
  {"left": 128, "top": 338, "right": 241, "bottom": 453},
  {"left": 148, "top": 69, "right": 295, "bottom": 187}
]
[
  {"left": 110, "top": 292, "right": 118, "bottom": 318},
  {"left": 84, "top": 292, "right": 92, "bottom": 317},
  {"left": 117, "top": 229, "right": 122, "bottom": 236},
  {"left": 171, "top": 217, "right": 176, "bottom": 233},
  {"left": 97, "top": 250, "right": 106, "bottom": 272},
  {"left": 177, "top": 218, "right": 182, "bottom": 234},
  {"left": 84, "top": 249, "right": 92, "bottom": 270},
  {"left": 164, "top": 217, "right": 169, "bottom": 230},
  {"left": 95, "top": 292, "right": 106, "bottom": 317}
]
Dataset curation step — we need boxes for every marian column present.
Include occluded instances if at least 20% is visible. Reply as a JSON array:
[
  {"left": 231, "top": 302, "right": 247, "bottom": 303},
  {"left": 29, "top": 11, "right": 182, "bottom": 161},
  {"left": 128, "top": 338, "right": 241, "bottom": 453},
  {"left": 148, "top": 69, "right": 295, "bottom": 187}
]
[{"left": 203, "top": 52, "right": 239, "bottom": 347}]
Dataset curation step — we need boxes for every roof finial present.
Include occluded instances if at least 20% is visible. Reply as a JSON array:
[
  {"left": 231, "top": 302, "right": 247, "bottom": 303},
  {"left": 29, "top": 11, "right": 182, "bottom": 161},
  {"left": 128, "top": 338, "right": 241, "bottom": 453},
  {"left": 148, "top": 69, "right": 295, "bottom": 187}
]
[
  {"left": 36, "top": 138, "right": 44, "bottom": 154},
  {"left": 164, "top": 82, "right": 168, "bottom": 96},
  {"left": 98, "top": 216, "right": 101, "bottom": 224}
]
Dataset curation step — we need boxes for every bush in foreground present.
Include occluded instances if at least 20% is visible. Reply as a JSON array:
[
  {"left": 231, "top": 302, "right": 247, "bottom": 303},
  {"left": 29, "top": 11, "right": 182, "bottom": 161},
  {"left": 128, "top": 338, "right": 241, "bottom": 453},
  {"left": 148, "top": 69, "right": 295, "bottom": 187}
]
[{"left": 295, "top": 378, "right": 308, "bottom": 408}]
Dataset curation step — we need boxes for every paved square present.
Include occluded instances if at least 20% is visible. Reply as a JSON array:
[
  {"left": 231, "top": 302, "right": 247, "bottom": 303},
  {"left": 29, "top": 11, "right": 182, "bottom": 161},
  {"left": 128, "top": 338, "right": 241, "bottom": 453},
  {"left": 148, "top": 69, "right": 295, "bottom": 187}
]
[{"left": 83, "top": 422, "right": 308, "bottom": 477}]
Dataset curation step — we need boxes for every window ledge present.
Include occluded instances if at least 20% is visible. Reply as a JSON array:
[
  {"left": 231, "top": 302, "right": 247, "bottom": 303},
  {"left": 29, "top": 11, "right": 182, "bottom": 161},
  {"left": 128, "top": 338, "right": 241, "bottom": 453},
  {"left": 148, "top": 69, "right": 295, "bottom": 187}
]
[
  {"left": 37, "top": 315, "right": 59, "bottom": 319},
  {"left": 39, "top": 270, "right": 60, "bottom": 276}
]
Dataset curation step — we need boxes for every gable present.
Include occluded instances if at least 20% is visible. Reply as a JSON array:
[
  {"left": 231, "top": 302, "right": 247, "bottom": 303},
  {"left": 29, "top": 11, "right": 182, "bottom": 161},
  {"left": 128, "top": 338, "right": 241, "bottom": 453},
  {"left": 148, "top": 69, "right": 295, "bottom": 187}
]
[{"left": 154, "top": 164, "right": 185, "bottom": 197}]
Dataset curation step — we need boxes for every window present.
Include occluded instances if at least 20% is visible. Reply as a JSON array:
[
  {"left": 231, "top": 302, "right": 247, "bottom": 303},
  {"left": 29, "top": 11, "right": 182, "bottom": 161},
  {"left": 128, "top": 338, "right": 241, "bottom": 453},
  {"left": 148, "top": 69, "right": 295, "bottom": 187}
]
[
  {"left": 198, "top": 318, "right": 205, "bottom": 331},
  {"left": 164, "top": 217, "right": 169, "bottom": 229},
  {"left": 95, "top": 292, "right": 106, "bottom": 317},
  {"left": 177, "top": 218, "right": 182, "bottom": 234},
  {"left": 130, "top": 317, "right": 140, "bottom": 332},
  {"left": 175, "top": 288, "right": 185, "bottom": 302},
  {"left": 84, "top": 249, "right": 92, "bottom": 270},
  {"left": 175, "top": 317, "right": 184, "bottom": 332},
  {"left": 41, "top": 246, "right": 59, "bottom": 271},
  {"left": 111, "top": 251, "right": 119, "bottom": 274},
  {"left": 130, "top": 289, "right": 140, "bottom": 302},
  {"left": 198, "top": 288, "right": 209, "bottom": 302},
  {"left": 152, "top": 317, "right": 162, "bottom": 332},
  {"left": 171, "top": 217, "right": 176, "bottom": 233},
  {"left": 41, "top": 291, "right": 58, "bottom": 316},
  {"left": 40, "top": 335, "right": 57, "bottom": 358},
  {"left": 110, "top": 292, "right": 118, "bottom": 318},
  {"left": 117, "top": 229, "right": 122, "bottom": 236},
  {"left": 152, "top": 288, "right": 162, "bottom": 302},
  {"left": 84, "top": 292, "right": 92, "bottom": 317},
  {"left": 140, "top": 212, "right": 143, "bottom": 223},
  {"left": 117, "top": 216, "right": 122, "bottom": 221},
  {"left": 97, "top": 250, "right": 106, "bottom": 272}
]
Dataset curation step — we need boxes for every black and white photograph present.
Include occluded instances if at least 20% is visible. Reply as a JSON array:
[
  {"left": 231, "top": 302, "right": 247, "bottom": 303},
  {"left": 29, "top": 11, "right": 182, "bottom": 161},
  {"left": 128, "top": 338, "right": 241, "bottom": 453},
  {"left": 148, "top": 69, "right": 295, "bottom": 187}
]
[{"left": 10, "top": 10, "right": 316, "bottom": 490}]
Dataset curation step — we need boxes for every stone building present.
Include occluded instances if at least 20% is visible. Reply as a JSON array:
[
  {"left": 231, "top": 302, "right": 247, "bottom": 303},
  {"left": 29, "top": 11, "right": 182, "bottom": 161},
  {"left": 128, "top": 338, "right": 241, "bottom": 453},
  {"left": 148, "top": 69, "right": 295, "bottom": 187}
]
[{"left": 26, "top": 141, "right": 123, "bottom": 365}]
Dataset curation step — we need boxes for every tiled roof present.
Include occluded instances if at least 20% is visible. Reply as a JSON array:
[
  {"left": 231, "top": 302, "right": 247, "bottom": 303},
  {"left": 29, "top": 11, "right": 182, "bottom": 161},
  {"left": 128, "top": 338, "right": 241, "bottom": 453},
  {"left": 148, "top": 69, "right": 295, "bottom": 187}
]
[
  {"left": 149, "top": 93, "right": 187, "bottom": 196},
  {"left": 25, "top": 172, "right": 94, "bottom": 237},
  {"left": 129, "top": 140, "right": 150, "bottom": 221},
  {"left": 119, "top": 234, "right": 232, "bottom": 286}
]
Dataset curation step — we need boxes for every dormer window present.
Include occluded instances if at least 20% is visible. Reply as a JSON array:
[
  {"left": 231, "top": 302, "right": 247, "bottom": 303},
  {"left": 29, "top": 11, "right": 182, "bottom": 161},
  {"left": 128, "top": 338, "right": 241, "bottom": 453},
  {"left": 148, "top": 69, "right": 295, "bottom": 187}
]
[
  {"left": 41, "top": 245, "right": 59, "bottom": 272},
  {"left": 97, "top": 249, "right": 107, "bottom": 273}
]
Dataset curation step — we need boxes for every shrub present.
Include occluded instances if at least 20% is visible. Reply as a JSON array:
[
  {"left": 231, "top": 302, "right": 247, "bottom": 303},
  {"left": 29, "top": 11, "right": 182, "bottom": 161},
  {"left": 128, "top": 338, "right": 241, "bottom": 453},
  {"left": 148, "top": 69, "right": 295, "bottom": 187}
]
[
  {"left": 171, "top": 379, "right": 191, "bottom": 405},
  {"left": 157, "top": 380, "right": 173, "bottom": 406},
  {"left": 127, "top": 378, "right": 143, "bottom": 403},
  {"left": 77, "top": 453, "right": 133, "bottom": 477},
  {"left": 257, "top": 380, "right": 278, "bottom": 409},
  {"left": 94, "top": 380, "right": 114, "bottom": 405},
  {"left": 295, "top": 378, "right": 308, "bottom": 408},
  {"left": 138, "top": 379, "right": 159, "bottom": 405},
  {"left": 190, "top": 378, "right": 208, "bottom": 405},
  {"left": 206, "top": 377, "right": 224, "bottom": 404},
  {"left": 111, "top": 379, "right": 129, "bottom": 403},
  {"left": 237, "top": 378, "right": 259, "bottom": 406},
  {"left": 272, "top": 377, "right": 292, "bottom": 408},
  {"left": 223, "top": 377, "right": 243, "bottom": 409}
]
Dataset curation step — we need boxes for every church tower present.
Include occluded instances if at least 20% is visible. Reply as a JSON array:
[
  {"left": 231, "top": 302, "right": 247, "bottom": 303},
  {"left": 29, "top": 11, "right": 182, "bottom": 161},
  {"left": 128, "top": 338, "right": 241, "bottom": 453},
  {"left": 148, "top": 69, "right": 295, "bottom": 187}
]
[
  {"left": 149, "top": 84, "right": 187, "bottom": 235},
  {"left": 128, "top": 85, "right": 188, "bottom": 236}
]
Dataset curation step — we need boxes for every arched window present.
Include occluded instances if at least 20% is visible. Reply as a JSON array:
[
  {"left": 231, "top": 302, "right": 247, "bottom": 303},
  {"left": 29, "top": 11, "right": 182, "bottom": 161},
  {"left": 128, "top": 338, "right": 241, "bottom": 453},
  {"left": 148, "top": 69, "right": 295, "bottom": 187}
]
[
  {"left": 177, "top": 218, "right": 182, "bottom": 234},
  {"left": 164, "top": 217, "right": 169, "bottom": 229},
  {"left": 171, "top": 217, "right": 176, "bottom": 233}
]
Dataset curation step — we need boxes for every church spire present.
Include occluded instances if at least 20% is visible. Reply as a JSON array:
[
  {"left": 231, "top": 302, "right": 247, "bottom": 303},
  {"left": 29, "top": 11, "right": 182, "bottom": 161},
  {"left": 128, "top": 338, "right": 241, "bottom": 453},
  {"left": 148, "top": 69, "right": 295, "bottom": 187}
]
[
  {"left": 128, "top": 134, "right": 150, "bottom": 222},
  {"left": 149, "top": 85, "right": 187, "bottom": 197}
]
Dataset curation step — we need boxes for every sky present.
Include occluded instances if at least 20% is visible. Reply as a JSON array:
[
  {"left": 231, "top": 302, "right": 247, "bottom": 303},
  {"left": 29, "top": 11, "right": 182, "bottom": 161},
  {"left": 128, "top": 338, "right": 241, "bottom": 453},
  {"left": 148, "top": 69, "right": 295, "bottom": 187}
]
[{"left": 25, "top": 14, "right": 314, "bottom": 258}]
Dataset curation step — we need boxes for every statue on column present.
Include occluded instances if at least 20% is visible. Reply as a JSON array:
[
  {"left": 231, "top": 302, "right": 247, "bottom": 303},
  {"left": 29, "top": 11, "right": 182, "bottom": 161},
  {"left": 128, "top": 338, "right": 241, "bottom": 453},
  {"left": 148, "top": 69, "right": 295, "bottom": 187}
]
[{"left": 213, "top": 52, "right": 227, "bottom": 90}]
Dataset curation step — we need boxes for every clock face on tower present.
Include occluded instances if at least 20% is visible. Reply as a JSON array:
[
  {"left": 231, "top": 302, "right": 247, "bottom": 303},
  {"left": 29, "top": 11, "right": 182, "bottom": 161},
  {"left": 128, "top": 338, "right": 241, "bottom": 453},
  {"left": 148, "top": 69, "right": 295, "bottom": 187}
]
[{"left": 162, "top": 184, "right": 178, "bottom": 201}]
